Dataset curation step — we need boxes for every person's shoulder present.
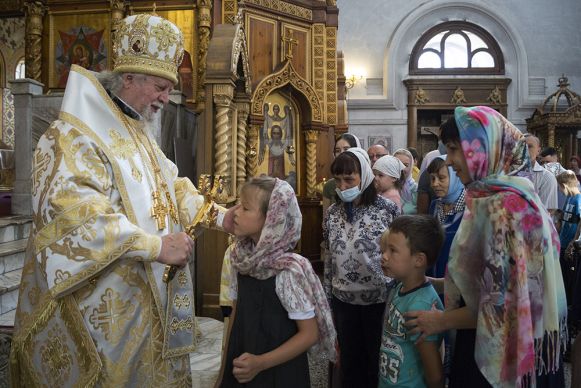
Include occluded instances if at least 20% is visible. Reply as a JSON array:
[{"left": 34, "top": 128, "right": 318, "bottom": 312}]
[{"left": 375, "top": 195, "right": 399, "bottom": 210}]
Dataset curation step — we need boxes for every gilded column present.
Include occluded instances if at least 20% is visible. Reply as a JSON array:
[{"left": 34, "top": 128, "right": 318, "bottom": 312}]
[
  {"left": 197, "top": 0, "right": 212, "bottom": 112},
  {"left": 213, "top": 85, "right": 234, "bottom": 198},
  {"left": 23, "top": 1, "right": 46, "bottom": 82},
  {"left": 548, "top": 123, "right": 555, "bottom": 147},
  {"left": 110, "top": 0, "right": 125, "bottom": 65},
  {"left": 246, "top": 123, "right": 260, "bottom": 178},
  {"left": 236, "top": 102, "right": 250, "bottom": 194},
  {"left": 305, "top": 130, "right": 319, "bottom": 198}
]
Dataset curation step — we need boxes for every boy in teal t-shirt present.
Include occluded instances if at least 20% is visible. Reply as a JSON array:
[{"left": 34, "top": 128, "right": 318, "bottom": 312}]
[{"left": 379, "top": 215, "right": 445, "bottom": 388}]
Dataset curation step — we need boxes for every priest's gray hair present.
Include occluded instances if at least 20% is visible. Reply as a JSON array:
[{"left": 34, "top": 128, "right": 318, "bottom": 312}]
[{"left": 95, "top": 71, "right": 123, "bottom": 95}]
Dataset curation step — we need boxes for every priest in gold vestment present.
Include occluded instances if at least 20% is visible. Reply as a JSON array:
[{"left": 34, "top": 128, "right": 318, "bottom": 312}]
[{"left": 10, "top": 14, "right": 230, "bottom": 387}]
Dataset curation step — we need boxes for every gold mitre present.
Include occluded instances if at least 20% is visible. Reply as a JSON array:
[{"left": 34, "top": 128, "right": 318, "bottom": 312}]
[{"left": 113, "top": 13, "right": 184, "bottom": 85}]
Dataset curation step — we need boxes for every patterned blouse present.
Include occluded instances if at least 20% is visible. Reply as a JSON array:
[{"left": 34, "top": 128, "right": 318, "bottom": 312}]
[{"left": 323, "top": 196, "right": 399, "bottom": 305}]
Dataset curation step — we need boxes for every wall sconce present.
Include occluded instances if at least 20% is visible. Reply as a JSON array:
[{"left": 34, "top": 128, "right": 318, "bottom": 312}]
[{"left": 345, "top": 74, "right": 363, "bottom": 90}]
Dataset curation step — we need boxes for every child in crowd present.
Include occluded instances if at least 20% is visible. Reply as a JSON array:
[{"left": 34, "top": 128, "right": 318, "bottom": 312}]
[
  {"left": 220, "top": 177, "right": 336, "bottom": 387},
  {"left": 373, "top": 155, "right": 406, "bottom": 212},
  {"left": 379, "top": 215, "right": 445, "bottom": 388}
]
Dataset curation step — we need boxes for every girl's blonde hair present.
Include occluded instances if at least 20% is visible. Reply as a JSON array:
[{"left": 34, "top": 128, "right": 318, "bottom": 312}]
[
  {"left": 557, "top": 170, "right": 581, "bottom": 197},
  {"left": 240, "top": 176, "right": 276, "bottom": 215}
]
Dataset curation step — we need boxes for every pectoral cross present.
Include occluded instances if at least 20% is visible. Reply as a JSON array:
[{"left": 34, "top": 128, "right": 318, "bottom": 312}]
[
  {"left": 282, "top": 30, "right": 298, "bottom": 60},
  {"left": 151, "top": 191, "right": 168, "bottom": 230}
]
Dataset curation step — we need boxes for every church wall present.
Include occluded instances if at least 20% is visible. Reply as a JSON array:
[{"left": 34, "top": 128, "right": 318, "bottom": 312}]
[{"left": 337, "top": 0, "right": 581, "bottom": 154}]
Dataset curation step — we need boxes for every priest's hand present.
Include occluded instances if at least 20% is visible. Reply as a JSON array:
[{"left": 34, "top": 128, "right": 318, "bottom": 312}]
[
  {"left": 222, "top": 204, "right": 239, "bottom": 234},
  {"left": 232, "top": 352, "right": 264, "bottom": 383},
  {"left": 157, "top": 232, "right": 194, "bottom": 267}
]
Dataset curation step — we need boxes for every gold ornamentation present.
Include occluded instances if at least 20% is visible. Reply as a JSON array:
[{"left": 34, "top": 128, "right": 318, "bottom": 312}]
[
  {"left": 305, "top": 130, "right": 319, "bottom": 198},
  {"left": 23, "top": 1, "right": 46, "bottom": 82},
  {"left": 313, "top": 24, "right": 326, "bottom": 120},
  {"left": 32, "top": 147, "right": 51, "bottom": 196},
  {"left": 213, "top": 87, "right": 234, "bottom": 200},
  {"left": 244, "top": 0, "right": 312, "bottom": 20},
  {"left": 282, "top": 29, "right": 298, "bottom": 60},
  {"left": 197, "top": 0, "right": 212, "bottom": 111},
  {"left": 178, "top": 271, "right": 188, "bottom": 286},
  {"left": 246, "top": 124, "right": 260, "bottom": 177},
  {"left": 88, "top": 288, "right": 136, "bottom": 343},
  {"left": 223, "top": 0, "right": 238, "bottom": 24},
  {"left": 40, "top": 327, "right": 73, "bottom": 386},
  {"left": 54, "top": 269, "right": 72, "bottom": 285},
  {"left": 108, "top": 129, "right": 142, "bottom": 182},
  {"left": 487, "top": 86, "right": 502, "bottom": 104},
  {"left": 451, "top": 86, "right": 467, "bottom": 104},
  {"left": 173, "top": 294, "right": 191, "bottom": 310},
  {"left": 113, "top": 14, "right": 184, "bottom": 84},
  {"left": 251, "top": 61, "right": 323, "bottom": 122},
  {"left": 230, "top": 24, "right": 252, "bottom": 96},
  {"left": 236, "top": 103, "right": 250, "bottom": 193},
  {"left": 169, "top": 316, "right": 194, "bottom": 335},
  {"left": 325, "top": 27, "right": 338, "bottom": 125},
  {"left": 414, "top": 88, "right": 430, "bottom": 105}
]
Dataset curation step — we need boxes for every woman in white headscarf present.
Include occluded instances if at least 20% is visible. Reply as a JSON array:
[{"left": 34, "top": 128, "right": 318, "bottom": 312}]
[{"left": 323, "top": 147, "right": 400, "bottom": 388}]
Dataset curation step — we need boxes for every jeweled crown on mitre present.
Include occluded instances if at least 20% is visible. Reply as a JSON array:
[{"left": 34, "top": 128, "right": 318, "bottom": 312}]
[{"left": 113, "top": 13, "right": 184, "bottom": 85}]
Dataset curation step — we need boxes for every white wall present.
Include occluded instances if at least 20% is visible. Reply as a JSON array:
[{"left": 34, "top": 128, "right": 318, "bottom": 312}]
[{"left": 337, "top": 0, "right": 581, "bottom": 153}]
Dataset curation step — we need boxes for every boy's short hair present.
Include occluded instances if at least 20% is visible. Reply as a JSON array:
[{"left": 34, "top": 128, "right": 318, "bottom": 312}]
[
  {"left": 387, "top": 215, "right": 444, "bottom": 267},
  {"left": 540, "top": 147, "right": 558, "bottom": 157}
]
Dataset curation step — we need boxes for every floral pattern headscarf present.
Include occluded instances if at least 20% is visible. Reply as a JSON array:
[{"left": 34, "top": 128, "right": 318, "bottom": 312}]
[
  {"left": 446, "top": 106, "right": 567, "bottom": 387},
  {"left": 231, "top": 179, "right": 337, "bottom": 361}
]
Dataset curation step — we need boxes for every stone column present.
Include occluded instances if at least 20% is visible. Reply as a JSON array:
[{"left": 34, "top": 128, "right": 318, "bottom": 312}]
[
  {"left": 196, "top": 0, "right": 212, "bottom": 112},
  {"left": 236, "top": 102, "right": 250, "bottom": 194},
  {"left": 11, "top": 79, "right": 44, "bottom": 216},
  {"left": 305, "top": 130, "right": 319, "bottom": 198},
  {"left": 246, "top": 123, "right": 260, "bottom": 178},
  {"left": 109, "top": 0, "right": 125, "bottom": 65},
  {"left": 213, "top": 85, "right": 234, "bottom": 198},
  {"left": 407, "top": 105, "right": 417, "bottom": 148},
  {"left": 23, "top": 1, "right": 46, "bottom": 82}
]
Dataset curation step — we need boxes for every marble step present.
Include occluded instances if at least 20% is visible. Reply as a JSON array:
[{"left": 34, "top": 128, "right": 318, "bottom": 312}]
[
  {"left": 0, "top": 239, "right": 27, "bottom": 276},
  {"left": 0, "top": 216, "right": 31, "bottom": 244},
  {"left": 0, "top": 269, "right": 21, "bottom": 315}
]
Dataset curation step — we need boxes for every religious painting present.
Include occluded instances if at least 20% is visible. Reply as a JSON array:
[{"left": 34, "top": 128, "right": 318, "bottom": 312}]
[
  {"left": 258, "top": 92, "right": 299, "bottom": 192},
  {"left": 368, "top": 135, "right": 392, "bottom": 154},
  {"left": 48, "top": 13, "right": 110, "bottom": 89}
]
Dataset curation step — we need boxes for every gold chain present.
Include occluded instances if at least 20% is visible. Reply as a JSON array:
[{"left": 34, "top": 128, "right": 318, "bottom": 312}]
[{"left": 121, "top": 115, "right": 179, "bottom": 230}]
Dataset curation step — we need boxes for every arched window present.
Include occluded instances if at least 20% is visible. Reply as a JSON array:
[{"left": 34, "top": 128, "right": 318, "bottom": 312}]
[
  {"left": 410, "top": 22, "right": 504, "bottom": 75},
  {"left": 15, "top": 58, "right": 25, "bottom": 79}
]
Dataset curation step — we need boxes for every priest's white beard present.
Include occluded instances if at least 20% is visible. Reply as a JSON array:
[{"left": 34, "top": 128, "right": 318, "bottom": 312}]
[{"left": 142, "top": 104, "right": 162, "bottom": 136}]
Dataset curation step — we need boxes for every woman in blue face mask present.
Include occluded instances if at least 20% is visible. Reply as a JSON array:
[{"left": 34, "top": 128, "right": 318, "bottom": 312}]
[{"left": 323, "top": 147, "right": 400, "bottom": 388}]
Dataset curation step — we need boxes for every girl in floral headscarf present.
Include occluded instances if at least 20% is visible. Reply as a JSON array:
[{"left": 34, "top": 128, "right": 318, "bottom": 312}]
[
  {"left": 221, "top": 177, "right": 336, "bottom": 387},
  {"left": 405, "top": 106, "right": 567, "bottom": 388}
]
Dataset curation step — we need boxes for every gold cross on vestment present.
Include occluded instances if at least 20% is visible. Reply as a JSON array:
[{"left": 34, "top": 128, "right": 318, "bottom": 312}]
[
  {"left": 151, "top": 190, "right": 168, "bottom": 230},
  {"left": 282, "top": 30, "right": 298, "bottom": 60}
]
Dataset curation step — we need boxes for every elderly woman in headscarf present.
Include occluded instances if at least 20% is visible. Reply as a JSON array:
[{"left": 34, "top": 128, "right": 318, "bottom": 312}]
[
  {"left": 323, "top": 147, "right": 399, "bottom": 388},
  {"left": 405, "top": 106, "right": 567, "bottom": 388},
  {"left": 394, "top": 148, "right": 418, "bottom": 214},
  {"left": 426, "top": 155, "right": 465, "bottom": 279}
]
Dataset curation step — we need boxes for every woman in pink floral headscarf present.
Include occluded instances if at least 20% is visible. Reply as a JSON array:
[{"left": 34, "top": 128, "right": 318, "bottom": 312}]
[
  {"left": 220, "top": 176, "right": 336, "bottom": 387},
  {"left": 405, "top": 106, "right": 567, "bottom": 388}
]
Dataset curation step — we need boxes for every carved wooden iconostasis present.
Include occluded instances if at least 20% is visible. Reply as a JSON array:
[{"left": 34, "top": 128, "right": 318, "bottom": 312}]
[
  {"left": 403, "top": 78, "right": 510, "bottom": 157},
  {"left": 196, "top": 0, "right": 345, "bottom": 318},
  {"left": 527, "top": 75, "right": 581, "bottom": 162}
]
